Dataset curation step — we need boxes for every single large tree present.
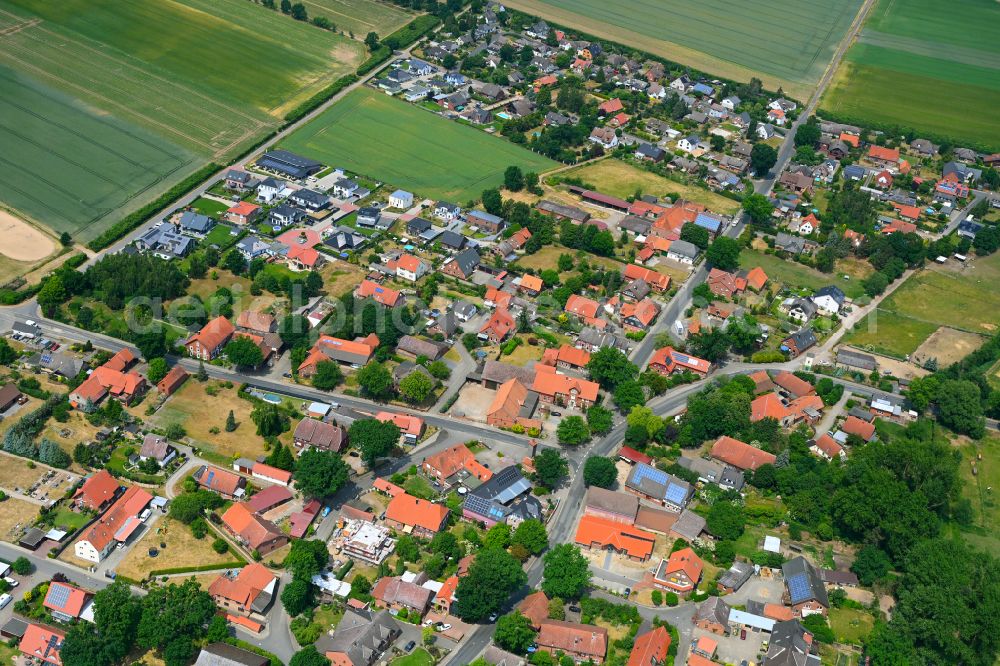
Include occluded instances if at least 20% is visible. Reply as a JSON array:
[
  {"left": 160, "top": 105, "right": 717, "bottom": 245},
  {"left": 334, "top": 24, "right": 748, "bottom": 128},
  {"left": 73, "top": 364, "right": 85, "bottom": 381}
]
[
  {"left": 399, "top": 371, "right": 435, "bottom": 403},
  {"left": 541, "top": 544, "right": 590, "bottom": 600},
  {"left": 511, "top": 519, "right": 549, "bottom": 556},
  {"left": 453, "top": 547, "right": 527, "bottom": 622},
  {"left": 742, "top": 193, "right": 774, "bottom": 226},
  {"left": 357, "top": 361, "right": 394, "bottom": 400},
  {"left": 706, "top": 237, "right": 741, "bottom": 271},
  {"left": 583, "top": 456, "right": 617, "bottom": 488},
  {"left": 494, "top": 611, "right": 538, "bottom": 653},
  {"left": 311, "top": 360, "right": 344, "bottom": 390},
  {"left": 557, "top": 415, "right": 591, "bottom": 446},
  {"left": 533, "top": 449, "right": 568, "bottom": 489},
  {"left": 587, "top": 347, "right": 638, "bottom": 389},
  {"left": 294, "top": 449, "right": 350, "bottom": 499},
  {"left": 348, "top": 418, "right": 400, "bottom": 464},
  {"left": 224, "top": 336, "right": 264, "bottom": 368},
  {"left": 750, "top": 143, "right": 778, "bottom": 176}
]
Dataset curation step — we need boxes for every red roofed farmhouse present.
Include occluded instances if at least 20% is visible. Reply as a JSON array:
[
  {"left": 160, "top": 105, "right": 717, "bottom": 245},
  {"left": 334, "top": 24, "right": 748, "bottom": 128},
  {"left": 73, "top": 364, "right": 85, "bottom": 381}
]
[
  {"left": 653, "top": 547, "right": 703, "bottom": 592},
  {"left": 75, "top": 486, "right": 152, "bottom": 563},
  {"left": 185, "top": 316, "right": 235, "bottom": 360},
  {"left": 385, "top": 493, "right": 449, "bottom": 537}
]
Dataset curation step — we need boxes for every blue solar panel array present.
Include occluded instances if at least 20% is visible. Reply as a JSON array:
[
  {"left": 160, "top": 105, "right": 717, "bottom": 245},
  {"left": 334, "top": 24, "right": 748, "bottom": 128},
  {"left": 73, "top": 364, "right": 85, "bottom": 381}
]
[
  {"left": 47, "top": 584, "right": 70, "bottom": 610},
  {"left": 664, "top": 482, "right": 688, "bottom": 505},
  {"left": 787, "top": 573, "right": 812, "bottom": 604},
  {"left": 632, "top": 463, "right": 668, "bottom": 487}
]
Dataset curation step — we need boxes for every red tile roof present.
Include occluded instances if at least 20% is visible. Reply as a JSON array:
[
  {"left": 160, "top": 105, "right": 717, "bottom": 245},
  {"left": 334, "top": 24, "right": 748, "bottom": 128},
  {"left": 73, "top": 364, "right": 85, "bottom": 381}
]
[
  {"left": 20, "top": 623, "right": 64, "bottom": 666},
  {"left": 711, "top": 436, "right": 776, "bottom": 470},
  {"left": 43, "top": 583, "right": 89, "bottom": 619},
  {"left": 156, "top": 365, "right": 189, "bottom": 396},
  {"left": 745, "top": 266, "right": 768, "bottom": 291},
  {"left": 556, "top": 344, "right": 591, "bottom": 368},
  {"left": 518, "top": 590, "right": 549, "bottom": 628},
  {"left": 627, "top": 626, "right": 671, "bottom": 666},
  {"left": 575, "top": 515, "right": 655, "bottom": 559},
  {"left": 773, "top": 371, "right": 815, "bottom": 398},
  {"left": 565, "top": 294, "right": 601, "bottom": 319},
  {"left": 664, "top": 547, "right": 703, "bottom": 582},
  {"left": 187, "top": 316, "right": 235, "bottom": 353},
  {"left": 752, "top": 393, "right": 789, "bottom": 422},
  {"left": 623, "top": 263, "right": 670, "bottom": 290},
  {"left": 531, "top": 371, "right": 600, "bottom": 403},
  {"left": 385, "top": 493, "right": 449, "bottom": 533},
  {"left": 209, "top": 563, "right": 276, "bottom": 608},
  {"left": 867, "top": 145, "right": 899, "bottom": 162},
  {"left": 812, "top": 433, "right": 844, "bottom": 459},
  {"left": 79, "top": 485, "right": 153, "bottom": 552},
  {"left": 842, "top": 415, "right": 876, "bottom": 441},
  {"left": 375, "top": 411, "right": 424, "bottom": 436},
  {"left": 619, "top": 446, "right": 652, "bottom": 464},
  {"left": 357, "top": 280, "right": 402, "bottom": 307},
  {"left": 536, "top": 620, "right": 608, "bottom": 660},
  {"left": 75, "top": 470, "right": 120, "bottom": 510}
]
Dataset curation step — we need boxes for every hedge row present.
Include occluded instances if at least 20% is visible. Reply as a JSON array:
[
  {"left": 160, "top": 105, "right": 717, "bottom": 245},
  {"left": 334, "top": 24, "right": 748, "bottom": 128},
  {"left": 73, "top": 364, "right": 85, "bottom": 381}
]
[
  {"left": 149, "top": 560, "right": 246, "bottom": 577},
  {"left": 87, "top": 163, "right": 223, "bottom": 251},
  {"left": 382, "top": 14, "right": 440, "bottom": 50}
]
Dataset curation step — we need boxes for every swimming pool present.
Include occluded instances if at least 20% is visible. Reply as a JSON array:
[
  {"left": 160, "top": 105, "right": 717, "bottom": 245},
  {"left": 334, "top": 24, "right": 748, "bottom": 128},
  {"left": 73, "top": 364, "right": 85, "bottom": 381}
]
[{"left": 262, "top": 393, "right": 281, "bottom": 404}]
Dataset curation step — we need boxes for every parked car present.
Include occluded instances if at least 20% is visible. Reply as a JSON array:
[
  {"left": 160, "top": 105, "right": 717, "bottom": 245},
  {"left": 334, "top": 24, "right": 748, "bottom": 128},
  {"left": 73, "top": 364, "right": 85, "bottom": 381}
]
[
  {"left": 404, "top": 641, "right": 416, "bottom": 652},
  {"left": 0, "top": 594, "right": 10, "bottom": 610},
  {"left": 3, "top": 577, "right": 18, "bottom": 588}
]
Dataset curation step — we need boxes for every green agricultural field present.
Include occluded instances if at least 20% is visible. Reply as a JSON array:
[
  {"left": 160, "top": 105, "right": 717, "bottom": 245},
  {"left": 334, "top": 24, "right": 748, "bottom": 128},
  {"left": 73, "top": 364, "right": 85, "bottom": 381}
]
[
  {"left": 844, "top": 255, "right": 1000, "bottom": 358},
  {"left": 502, "top": 0, "right": 863, "bottom": 97},
  {"left": 0, "top": 68, "right": 197, "bottom": 237},
  {"left": 821, "top": 0, "right": 1000, "bottom": 150},
  {"left": 297, "top": 0, "right": 414, "bottom": 38},
  {"left": 0, "top": 0, "right": 364, "bottom": 241},
  {"left": 958, "top": 436, "right": 1000, "bottom": 556},
  {"left": 280, "top": 87, "right": 557, "bottom": 202}
]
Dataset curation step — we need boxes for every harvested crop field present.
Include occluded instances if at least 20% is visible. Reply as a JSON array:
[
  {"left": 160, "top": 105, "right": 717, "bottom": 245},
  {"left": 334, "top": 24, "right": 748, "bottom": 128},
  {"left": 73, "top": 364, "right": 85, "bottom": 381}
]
[
  {"left": 820, "top": 0, "right": 1000, "bottom": 149},
  {"left": 0, "top": 496, "right": 40, "bottom": 543},
  {"left": 0, "top": 0, "right": 364, "bottom": 240},
  {"left": 280, "top": 87, "right": 557, "bottom": 202},
  {"left": 503, "top": 0, "right": 864, "bottom": 97}
]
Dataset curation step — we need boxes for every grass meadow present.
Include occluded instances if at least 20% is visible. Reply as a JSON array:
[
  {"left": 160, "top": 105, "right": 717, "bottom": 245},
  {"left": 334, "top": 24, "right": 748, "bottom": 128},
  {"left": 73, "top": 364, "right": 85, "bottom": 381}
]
[
  {"left": 280, "top": 87, "right": 557, "bottom": 202},
  {"left": 739, "top": 249, "right": 868, "bottom": 299},
  {"left": 844, "top": 254, "right": 1000, "bottom": 358},
  {"left": 820, "top": 0, "right": 1000, "bottom": 149},
  {"left": 503, "top": 0, "right": 863, "bottom": 96},
  {"left": 0, "top": 0, "right": 365, "bottom": 240}
]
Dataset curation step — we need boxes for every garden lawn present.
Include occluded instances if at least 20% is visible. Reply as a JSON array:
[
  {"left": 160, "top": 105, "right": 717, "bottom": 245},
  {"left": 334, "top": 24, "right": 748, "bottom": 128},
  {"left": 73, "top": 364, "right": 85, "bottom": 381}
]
[
  {"left": 116, "top": 517, "right": 242, "bottom": 580},
  {"left": 154, "top": 380, "right": 269, "bottom": 462},
  {"left": 829, "top": 607, "right": 874, "bottom": 645},
  {"left": 739, "top": 249, "right": 866, "bottom": 299},
  {"left": 318, "top": 260, "right": 368, "bottom": 299},
  {"left": 189, "top": 198, "right": 232, "bottom": 218},
  {"left": 280, "top": 87, "right": 557, "bottom": 202},
  {"left": 501, "top": 0, "right": 863, "bottom": 97},
  {"left": 558, "top": 159, "right": 741, "bottom": 215}
]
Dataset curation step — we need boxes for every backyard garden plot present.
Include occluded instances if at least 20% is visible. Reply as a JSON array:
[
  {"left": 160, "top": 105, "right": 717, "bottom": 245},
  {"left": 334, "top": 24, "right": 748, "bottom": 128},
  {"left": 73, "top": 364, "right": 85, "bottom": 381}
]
[
  {"left": 280, "top": 87, "right": 557, "bottom": 202},
  {"left": 296, "top": 0, "right": 414, "bottom": 38},
  {"left": 0, "top": 0, "right": 364, "bottom": 240},
  {"left": 821, "top": 0, "right": 1000, "bottom": 149},
  {"left": 502, "top": 0, "right": 863, "bottom": 97}
]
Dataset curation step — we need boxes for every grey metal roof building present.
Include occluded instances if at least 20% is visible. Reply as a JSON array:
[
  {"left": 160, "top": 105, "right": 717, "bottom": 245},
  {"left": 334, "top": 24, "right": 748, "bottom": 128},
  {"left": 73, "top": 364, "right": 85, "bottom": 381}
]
[
  {"left": 718, "top": 561, "right": 755, "bottom": 592},
  {"left": 257, "top": 149, "right": 323, "bottom": 180},
  {"left": 625, "top": 463, "right": 692, "bottom": 511},
  {"left": 763, "top": 620, "right": 821, "bottom": 666},
  {"left": 314, "top": 608, "right": 401, "bottom": 666},
  {"left": 463, "top": 465, "right": 541, "bottom": 525}
]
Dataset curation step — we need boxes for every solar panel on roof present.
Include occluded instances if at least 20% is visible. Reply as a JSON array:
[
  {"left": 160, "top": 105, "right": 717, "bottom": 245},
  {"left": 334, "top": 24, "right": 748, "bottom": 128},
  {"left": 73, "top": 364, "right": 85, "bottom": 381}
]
[
  {"left": 787, "top": 573, "right": 812, "bottom": 604},
  {"left": 47, "top": 584, "right": 71, "bottom": 610},
  {"left": 664, "top": 482, "right": 687, "bottom": 505},
  {"left": 41, "top": 354, "right": 52, "bottom": 364},
  {"left": 634, "top": 463, "right": 669, "bottom": 486},
  {"left": 673, "top": 353, "right": 689, "bottom": 363}
]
